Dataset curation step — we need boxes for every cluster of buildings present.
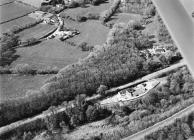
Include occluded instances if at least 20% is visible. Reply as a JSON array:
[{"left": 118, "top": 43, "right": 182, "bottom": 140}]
[
  {"left": 48, "top": 29, "right": 79, "bottom": 41},
  {"left": 29, "top": 10, "right": 80, "bottom": 41},
  {"left": 118, "top": 80, "right": 160, "bottom": 101},
  {"left": 140, "top": 43, "right": 175, "bottom": 59},
  {"left": 100, "top": 80, "right": 160, "bottom": 105}
]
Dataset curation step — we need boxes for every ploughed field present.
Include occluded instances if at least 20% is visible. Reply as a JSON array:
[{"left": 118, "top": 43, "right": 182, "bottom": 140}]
[
  {"left": 0, "top": 1, "right": 35, "bottom": 23},
  {"left": 0, "top": 74, "right": 53, "bottom": 102}
]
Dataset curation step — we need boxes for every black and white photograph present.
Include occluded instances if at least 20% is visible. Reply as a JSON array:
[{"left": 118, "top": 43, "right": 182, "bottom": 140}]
[{"left": 0, "top": 0, "right": 194, "bottom": 139}]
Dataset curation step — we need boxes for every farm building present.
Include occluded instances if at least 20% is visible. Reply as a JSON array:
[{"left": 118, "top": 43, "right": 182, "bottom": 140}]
[
  {"left": 118, "top": 80, "right": 160, "bottom": 101},
  {"left": 100, "top": 80, "right": 160, "bottom": 105}
]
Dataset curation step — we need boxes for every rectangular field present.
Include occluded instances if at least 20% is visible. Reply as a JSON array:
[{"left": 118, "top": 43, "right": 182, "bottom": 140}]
[
  {"left": 0, "top": 1, "right": 35, "bottom": 23},
  {"left": 0, "top": 74, "right": 52, "bottom": 102}
]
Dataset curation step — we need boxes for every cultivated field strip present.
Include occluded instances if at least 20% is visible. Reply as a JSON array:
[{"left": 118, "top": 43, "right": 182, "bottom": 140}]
[
  {"left": 0, "top": 1, "right": 36, "bottom": 24},
  {"left": 0, "top": 0, "right": 15, "bottom": 6}
]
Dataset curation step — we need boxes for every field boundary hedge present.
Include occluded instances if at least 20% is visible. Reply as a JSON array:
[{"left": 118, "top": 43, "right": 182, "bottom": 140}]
[
  {"left": 0, "top": 1, "right": 37, "bottom": 24},
  {"left": 0, "top": 11, "right": 36, "bottom": 24},
  {"left": 0, "top": 1, "right": 15, "bottom": 6}
]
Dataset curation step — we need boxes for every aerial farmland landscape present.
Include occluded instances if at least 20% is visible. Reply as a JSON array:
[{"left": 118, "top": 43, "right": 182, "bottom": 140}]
[{"left": 0, "top": 0, "right": 194, "bottom": 140}]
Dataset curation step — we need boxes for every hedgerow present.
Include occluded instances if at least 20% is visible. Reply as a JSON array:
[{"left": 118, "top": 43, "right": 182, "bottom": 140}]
[{"left": 100, "top": 0, "right": 121, "bottom": 23}]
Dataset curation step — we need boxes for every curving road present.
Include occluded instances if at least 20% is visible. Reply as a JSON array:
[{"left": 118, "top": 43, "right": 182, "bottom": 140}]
[{"left": 122, "top": 103, "right": 194, "bottom": 140}]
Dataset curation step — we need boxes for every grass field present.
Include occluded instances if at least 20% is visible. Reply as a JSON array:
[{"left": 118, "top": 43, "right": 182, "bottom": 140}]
[
  {"left": 18, "top": 24, "right": 57, "bottom": 41},
  {"left": 0, "top": 1, "right": 35, "bottom": 23},
  {"left": 0, "top": 16, "right": 36, "bottom": 33},
  {"left": 0, "top": 0, "right": 15, "bottom": 5},
  {"left": 68, "top": 20, "right": 110, "bottom": 46},
  {"left": 10, "top": 39, "right": 89, "bottom": 69},
  {"left": 0, "top": 74, "right": 53, "bottom": 102}
]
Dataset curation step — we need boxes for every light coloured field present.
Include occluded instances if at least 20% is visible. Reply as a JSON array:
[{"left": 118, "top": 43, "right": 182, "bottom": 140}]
[
  {"left": 10, "top": 39, "right": 89, "bottom": 69},
  {"left": 0, "top": 16, "right": 36, "bottom": 33},
  {"left": 0, "top": 1, "right": 35, "bottom": 23},
  {"left": 0, "top": 74, "right": 53, "bottom": 101},
  {"left": 68, "top": 20, "right": 110, "bottom": 46},
  {"left": 0, "top": 0, "right": 14, "bottom": 5},
  {"left": 17, "top": 0, "right": 42, "bottom": 8},
  {"left": 109, "top": 13, "right": 142, "bottom": 24}
]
